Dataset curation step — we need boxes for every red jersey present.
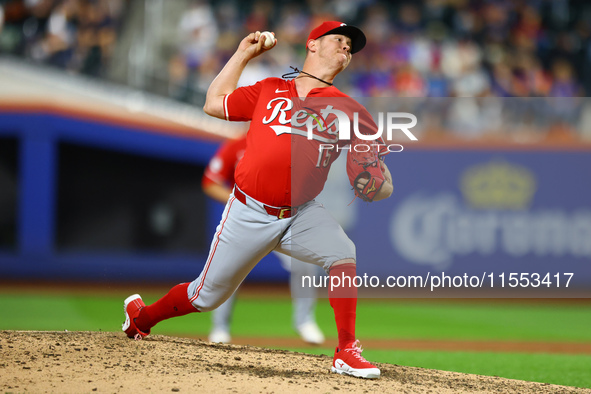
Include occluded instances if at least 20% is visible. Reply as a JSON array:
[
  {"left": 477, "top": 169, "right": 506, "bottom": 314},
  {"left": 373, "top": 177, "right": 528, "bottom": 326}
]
[
  {"left": 202, "top": 136, "right": 246, "bottom": 189},
  {"left": 224, "top": 77, "right": 378, "bottom": 207}
]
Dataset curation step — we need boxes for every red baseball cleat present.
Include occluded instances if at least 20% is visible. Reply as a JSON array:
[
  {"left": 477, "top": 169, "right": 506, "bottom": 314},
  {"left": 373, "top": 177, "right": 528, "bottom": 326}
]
[
  {"left": 331, "top": 340, "right": 380, "bottom": 379},
  {"left": 122, "top": 294, "right": 150, "bottom": 340}
]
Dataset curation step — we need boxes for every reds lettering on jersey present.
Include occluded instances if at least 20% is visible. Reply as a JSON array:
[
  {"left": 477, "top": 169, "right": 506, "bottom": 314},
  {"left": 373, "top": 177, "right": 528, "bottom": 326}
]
[{"left": 224, "top": 78, "right": 378, "bottom": 207}]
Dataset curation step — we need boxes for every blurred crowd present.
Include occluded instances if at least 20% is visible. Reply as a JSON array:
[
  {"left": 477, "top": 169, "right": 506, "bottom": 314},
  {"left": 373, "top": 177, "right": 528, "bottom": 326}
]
[
  {"left": 0, "top": 0, "right": 122, "bottom": 76},
  {"left": 1, "top": 0, "right": 591, "bottom": 140},
  {"left": 165, "top": 0, "right": 591, "bottom": 101}
]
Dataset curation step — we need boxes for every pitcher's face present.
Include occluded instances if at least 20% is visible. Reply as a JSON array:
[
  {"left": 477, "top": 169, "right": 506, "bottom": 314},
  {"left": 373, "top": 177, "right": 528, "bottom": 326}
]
[{"left": 317, "top": 34, "right": 353, "bottom": 71}]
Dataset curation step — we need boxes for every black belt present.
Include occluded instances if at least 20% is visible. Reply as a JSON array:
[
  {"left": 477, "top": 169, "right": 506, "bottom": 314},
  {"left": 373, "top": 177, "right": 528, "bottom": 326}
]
[{"left": 234, "top": 187, "right": 297, "bottom": 219}]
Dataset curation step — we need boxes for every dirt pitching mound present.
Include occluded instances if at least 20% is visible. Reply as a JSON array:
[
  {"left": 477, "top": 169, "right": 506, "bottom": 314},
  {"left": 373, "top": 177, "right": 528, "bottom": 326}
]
[{"left": 1, "top": 330, "right": 588, "bottom": 393}]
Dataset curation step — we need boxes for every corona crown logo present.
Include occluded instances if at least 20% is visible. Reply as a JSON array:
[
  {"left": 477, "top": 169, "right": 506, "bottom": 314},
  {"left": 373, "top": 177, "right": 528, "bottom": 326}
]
[{"left": 460, "top": 160, "right": 536, "bottom": 209}]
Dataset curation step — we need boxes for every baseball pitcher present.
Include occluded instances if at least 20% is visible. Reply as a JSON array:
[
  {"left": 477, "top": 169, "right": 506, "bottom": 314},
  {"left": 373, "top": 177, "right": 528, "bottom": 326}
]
[{"left": 123, "top": 21, "right": 393, "bottom": 379}]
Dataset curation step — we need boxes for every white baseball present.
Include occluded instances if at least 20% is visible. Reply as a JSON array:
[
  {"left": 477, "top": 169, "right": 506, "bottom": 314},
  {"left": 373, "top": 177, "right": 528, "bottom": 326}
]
[{"left": 260, "top": 31, "right": 276, "bottom": 49}]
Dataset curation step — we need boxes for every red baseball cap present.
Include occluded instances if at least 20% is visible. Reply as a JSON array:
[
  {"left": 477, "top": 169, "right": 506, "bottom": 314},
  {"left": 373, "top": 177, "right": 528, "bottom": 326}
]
[{"left": 307, "top": 21, "right": 366, "bottom": 54}]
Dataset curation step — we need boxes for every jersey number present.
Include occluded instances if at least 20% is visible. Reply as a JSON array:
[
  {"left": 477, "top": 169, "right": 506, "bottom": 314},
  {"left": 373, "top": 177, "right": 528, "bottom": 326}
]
[{"left": 316, "top": 148, "right": 332, "bottom": 168}]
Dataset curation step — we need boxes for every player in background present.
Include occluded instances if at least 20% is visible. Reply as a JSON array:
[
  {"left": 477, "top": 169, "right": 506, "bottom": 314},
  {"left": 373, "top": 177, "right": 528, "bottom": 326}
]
[
  {"left": 122, "top": 21, "right": 393, "bottom": 379},
  {"left": 202, "top": 135, "right": 325, "bottom": 345}
]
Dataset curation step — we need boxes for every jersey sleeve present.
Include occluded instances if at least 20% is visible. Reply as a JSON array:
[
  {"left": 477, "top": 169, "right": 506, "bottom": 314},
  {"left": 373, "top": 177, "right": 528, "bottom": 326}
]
[
  {"left": 359, "top": 107, "right": 390, "bottom": 157},
  {"left": 331, "top": 100, "right": 389, "bottom": 157},
  {"left": 224, "top": 81, "right": 264, "bottom": 122}
]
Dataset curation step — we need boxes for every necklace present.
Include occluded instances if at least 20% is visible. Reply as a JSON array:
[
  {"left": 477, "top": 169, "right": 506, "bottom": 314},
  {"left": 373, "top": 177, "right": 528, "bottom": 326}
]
[{"left": 281, "top": 66, "right": 333, "bottom": 86}]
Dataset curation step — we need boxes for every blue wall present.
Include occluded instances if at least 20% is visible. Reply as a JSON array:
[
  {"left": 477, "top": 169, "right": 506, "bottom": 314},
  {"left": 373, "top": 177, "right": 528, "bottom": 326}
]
[
  {"left": 348, "top": 149, "right": 591, "bottom": 296},
  {"left": 0, "top": 112, "right": 286, "bottom": 283},
  {"left": 1, "top": 111, "right": 589, "bottom": 292}
]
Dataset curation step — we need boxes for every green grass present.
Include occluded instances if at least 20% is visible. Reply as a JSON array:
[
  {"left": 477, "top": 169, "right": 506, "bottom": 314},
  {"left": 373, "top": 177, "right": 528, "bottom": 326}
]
[
  {"left": 385, "top": 350, "right": 591, "bottom": 390},
  {"left": 286, "top": 347, "right": 591, "bottom": 389},
  {"left": 3, "top": 294, "right": 591, "bottom": 343},
  {"left": 1, "top": 291, "right": 590, "bottom": 388},
  {"left": 354, "top": 299, "right": 591, "bottom": 342}
]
